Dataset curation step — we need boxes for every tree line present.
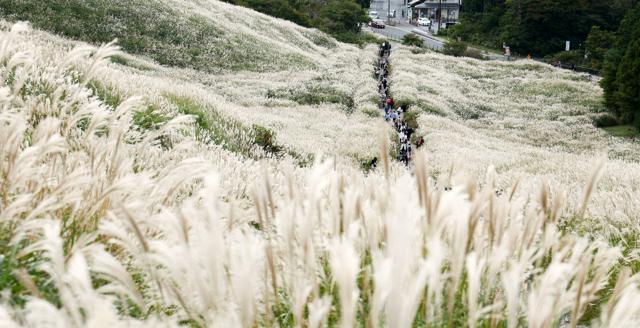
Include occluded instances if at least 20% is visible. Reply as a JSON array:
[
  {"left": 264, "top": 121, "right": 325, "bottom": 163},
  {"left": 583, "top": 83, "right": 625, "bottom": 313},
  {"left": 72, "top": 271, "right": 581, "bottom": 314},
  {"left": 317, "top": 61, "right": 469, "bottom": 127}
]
[
  {"left": 222, "top": 0, "right": 373, "bottom": 44},
  {"left": 449, "top": 0, "right": 640, "bottom": 130}
]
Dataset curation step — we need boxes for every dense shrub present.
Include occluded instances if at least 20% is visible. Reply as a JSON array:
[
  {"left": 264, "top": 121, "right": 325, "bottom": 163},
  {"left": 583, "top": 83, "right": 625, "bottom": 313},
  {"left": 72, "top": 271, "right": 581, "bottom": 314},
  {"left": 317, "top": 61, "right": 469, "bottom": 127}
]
[
  {"left": 443, "top": 40, "right": 468, "bottom": 57},
  {"left": 463, "top": 48, "right": 485, "bottom": 60},
  {"left": 547, "top": 50, "right": 583, "bottom": 66},
  {"left": 402, "top": 109, "right": 420, "bottom": 130},
  {"left": 402, "top": 34, "right": 424, "bottom": 47},
  {"left": 592, "top": 112, "right": 620, "bottom": 128},
  {"left": 252, "top": 124, "right": 282, "bottom": 154},
  {"left": 395, "top": 98, "right": 415, "bottom": 109}
]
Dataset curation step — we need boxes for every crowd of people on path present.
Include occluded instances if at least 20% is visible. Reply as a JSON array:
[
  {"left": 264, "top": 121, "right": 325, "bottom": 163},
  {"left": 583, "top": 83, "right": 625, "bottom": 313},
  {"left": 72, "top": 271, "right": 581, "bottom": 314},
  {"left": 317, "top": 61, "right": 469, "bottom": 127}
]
[{"left": 374, "top": 41, "right": 424, "bottom": 167}]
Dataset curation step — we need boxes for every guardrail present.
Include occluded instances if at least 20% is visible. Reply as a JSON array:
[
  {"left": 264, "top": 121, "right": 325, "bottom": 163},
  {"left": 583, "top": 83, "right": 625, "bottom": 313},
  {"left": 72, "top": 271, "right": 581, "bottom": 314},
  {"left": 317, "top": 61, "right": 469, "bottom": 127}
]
[
  {"left": 365, "top": 26, "right": 402, "bottom": 42},
  {"left": 410, "top": 29, "right": 443, "bottom": 51}
]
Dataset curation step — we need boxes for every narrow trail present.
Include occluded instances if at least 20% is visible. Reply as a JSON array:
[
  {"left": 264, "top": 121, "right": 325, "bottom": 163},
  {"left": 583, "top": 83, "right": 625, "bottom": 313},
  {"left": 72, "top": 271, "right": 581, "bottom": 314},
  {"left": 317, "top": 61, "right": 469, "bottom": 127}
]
[{"left": 374, "top": 42, "right": 423, "bottom": 167}]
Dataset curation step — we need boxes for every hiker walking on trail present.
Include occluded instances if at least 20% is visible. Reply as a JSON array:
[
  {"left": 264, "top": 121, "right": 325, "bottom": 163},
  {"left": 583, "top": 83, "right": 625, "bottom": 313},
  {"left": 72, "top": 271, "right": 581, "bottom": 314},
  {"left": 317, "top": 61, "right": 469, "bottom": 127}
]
[
  {"left": 370, "top": 157, "right": 378, "bottom": 169},
  {"left": 399, "top": 131, "right": 407, "bottom": 143},
  {"left": 403, "top": 144, "right": 412, "bottom": 165},
  {"left": 384, "top": 98, "right": 393, "bottom": 113},
  {"left": 382, "top": 41, "right": 391, "bottom": 54},
  {"left": 386, "top": 97, "right": 394, "bottom": 108}
]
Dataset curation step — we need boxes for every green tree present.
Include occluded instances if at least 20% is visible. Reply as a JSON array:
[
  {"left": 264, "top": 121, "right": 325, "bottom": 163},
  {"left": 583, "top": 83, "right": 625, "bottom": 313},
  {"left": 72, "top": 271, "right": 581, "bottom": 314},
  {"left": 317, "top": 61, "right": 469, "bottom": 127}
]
[
  {"left": 450, "top": 0, "right": 505, "bottom": 47},
  {"left": 453, "top": 0, "right": 638, "bottom": 56},
  {"left": 223, "top": 0, "right": 372, "bottom": 44},
  {"left": 601, "top": 3, "right": 640, "bottom": 128},
  {"left": 443, "top": 40, "right": 468, "bottom": 56},
  {"left": 500, "top": 0, "right": 631, "bottom": 56},
  {"left": 234, "top": 0, "right": 311, "bottom": 26},
  {"left": 584, "top": 26, "right": 615, "bottom": 70},
  {"left": 316, "top": 0, "right": 369, "bottom": 42},
  {"left": 502, "top": 0, "right": 575, "bottom": 55},
  {"left": 356, "top": 0, "right": 371, "bottom": 8},
  {"left": 613, "top": 39, "right": 640, "bottom": 128}
]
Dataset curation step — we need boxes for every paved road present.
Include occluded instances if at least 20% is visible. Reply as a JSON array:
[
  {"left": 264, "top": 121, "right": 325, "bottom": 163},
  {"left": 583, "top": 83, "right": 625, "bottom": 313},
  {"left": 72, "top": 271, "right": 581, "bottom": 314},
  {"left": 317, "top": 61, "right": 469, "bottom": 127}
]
[
  {"left": 367, "top": 0, "right": 444, "bottom": 50},
  {"left": 369, "top": 0, "right": 408, "bottom": 21},
  {"left": 366, "top": 0, "right": 510, "bottom": 58}
]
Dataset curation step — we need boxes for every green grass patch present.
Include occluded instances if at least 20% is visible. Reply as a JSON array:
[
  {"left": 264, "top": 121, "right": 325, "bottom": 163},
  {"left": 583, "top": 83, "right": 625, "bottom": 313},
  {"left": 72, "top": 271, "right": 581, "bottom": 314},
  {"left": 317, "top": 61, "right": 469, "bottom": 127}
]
[
  {"left": 397, "top": 98, "right": 446, "bottom": 117},
  {"left": 132, "top": 104, "right": 169, "bottom": 131},
  {"left": 166, "top": 95, "right": 312, "bottom": 165},
  {"left": 514, "top": 63, "right": 554, "bottom": 73},
  {"left": 603, "top": 125, "right": 639, "bottom": 138},
  {"left": 110, "top": 55, "right": 154, "bottom": 71},
  {"left": 0, "top": 237, "right": 61, "bottom": 309},
  {"left": 87, "top": 80, "right": 124, "bottom": 108},
  {"left": 362, "top": 107, "right": 381, "bottom": 118},
  {"left": 267, "top": 84, "right": 355, "bottom": 113},
  {"left": 165, "top": 94, "right": 256, "bottom": 156},
  {"left": 402, "top": 109, "right": 420, "bottom": 130},
  {"left": 558, "top": 215, "right": 640, "bottom": 324}
]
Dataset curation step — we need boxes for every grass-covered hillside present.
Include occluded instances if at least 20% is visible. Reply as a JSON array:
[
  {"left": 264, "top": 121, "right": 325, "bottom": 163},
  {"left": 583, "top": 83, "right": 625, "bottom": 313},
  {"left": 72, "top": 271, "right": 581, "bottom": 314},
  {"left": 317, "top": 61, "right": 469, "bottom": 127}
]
[
  {"left": 3, "top": 1, "right": 640, "bottom": 327},
  {"left": 391, "top": 47, "right": 640, "bottom": 245},
  {"left": 0, "top": 0, "right": 340, "bottom": 72},
  {"left": 0, "top": 0, "right": 383, "bottom": 163}
]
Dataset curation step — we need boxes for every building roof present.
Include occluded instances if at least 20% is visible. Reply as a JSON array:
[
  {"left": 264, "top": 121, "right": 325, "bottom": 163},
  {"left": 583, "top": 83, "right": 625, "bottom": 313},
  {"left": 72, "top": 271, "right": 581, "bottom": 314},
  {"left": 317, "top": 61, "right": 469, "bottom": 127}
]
[{"left": 414, "top": 2, "right": 461, "bottom": 9}]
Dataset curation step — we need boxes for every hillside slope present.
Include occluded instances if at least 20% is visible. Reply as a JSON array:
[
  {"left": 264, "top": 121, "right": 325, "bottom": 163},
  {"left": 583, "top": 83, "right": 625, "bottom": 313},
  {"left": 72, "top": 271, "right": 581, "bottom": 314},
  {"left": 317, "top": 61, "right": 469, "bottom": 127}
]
[
  {"left": 0, "top": 0, "right": 340, "bottom": 72},
  {"left": 391, "top": 47, "right": 640, "bottom": 227},
  {"left": 0, "top": 0, "right": 383, "bottom": 163}
]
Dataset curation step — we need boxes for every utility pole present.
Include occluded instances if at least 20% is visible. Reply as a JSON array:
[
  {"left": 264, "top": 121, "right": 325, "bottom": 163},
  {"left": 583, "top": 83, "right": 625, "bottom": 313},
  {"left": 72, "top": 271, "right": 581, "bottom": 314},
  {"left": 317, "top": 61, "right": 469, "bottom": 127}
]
[
  {"left": 438, "top": 0, "right": 442, "bottom": 32},
  {"left": 387, "top": 0, "right": 391, "bottom": 24}
]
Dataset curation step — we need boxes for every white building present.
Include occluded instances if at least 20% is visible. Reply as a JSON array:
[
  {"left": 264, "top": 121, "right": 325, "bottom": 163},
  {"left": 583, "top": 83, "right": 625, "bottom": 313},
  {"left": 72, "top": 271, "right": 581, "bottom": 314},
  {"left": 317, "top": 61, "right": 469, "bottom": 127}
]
[{"left": 408, "top": 0, "right": 462, "bottom": 25}]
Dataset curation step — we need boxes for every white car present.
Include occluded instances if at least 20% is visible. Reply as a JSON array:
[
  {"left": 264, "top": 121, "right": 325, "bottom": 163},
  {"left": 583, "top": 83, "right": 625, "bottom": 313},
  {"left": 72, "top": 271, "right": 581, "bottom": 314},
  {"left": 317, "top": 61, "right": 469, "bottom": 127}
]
[
  {"left": 417, "top": 17, "right": 431, "bottom": 27},
  {"left": 369, "top": 11, "right": 379, "bottom": 19}
]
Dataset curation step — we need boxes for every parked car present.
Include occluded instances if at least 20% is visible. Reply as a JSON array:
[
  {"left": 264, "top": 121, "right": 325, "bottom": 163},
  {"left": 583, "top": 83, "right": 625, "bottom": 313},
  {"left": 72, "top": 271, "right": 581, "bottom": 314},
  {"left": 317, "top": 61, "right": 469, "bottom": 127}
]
[
  {"left": 368, "top": 11, "right": 379, "bottom": 19},
  {"left": 417, "top": 17, "right": 431, "bottom": 27},
  {"left": 369, "top": 19, "right": 386, "bottom": 29}
]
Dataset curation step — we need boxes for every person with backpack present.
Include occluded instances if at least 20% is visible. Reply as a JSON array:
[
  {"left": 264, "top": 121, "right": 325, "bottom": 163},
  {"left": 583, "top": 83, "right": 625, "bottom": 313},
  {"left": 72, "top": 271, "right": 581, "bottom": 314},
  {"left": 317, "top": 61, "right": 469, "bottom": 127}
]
[{"left": 369, "top": 157, "right": 378, "bottom": 169}]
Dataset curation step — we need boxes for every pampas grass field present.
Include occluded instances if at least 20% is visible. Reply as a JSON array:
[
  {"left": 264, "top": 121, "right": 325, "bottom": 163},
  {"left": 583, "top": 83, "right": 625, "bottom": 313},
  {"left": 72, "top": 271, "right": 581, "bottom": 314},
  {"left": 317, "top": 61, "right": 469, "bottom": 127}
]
[{"left": 1, "top": 0, "right": 640, "bottom": 327}]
